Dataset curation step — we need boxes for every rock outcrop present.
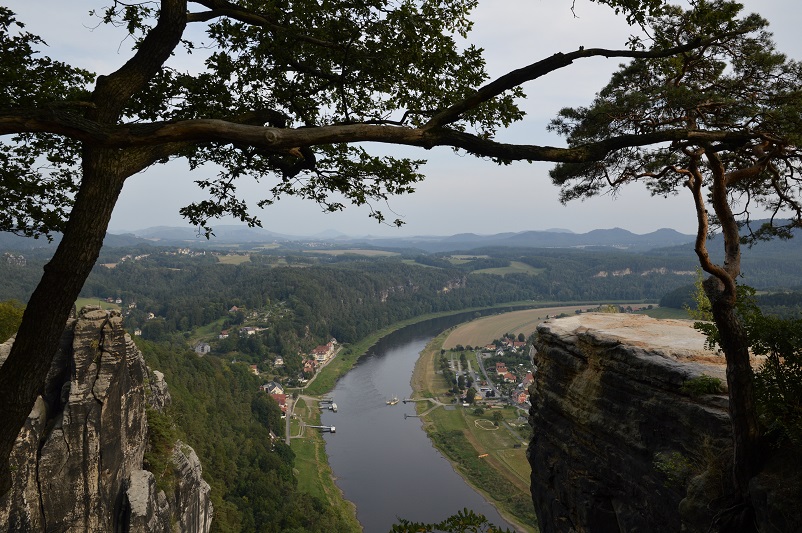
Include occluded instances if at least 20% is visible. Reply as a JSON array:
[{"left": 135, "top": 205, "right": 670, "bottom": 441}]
[
  {"left": 529, "top": 313, "right": 802, "bottom": 533},
  {"left": 0, "top": 306, "right": 212, "bottom": 532},
  {"left": 528, "top": 313, "right": 734, "bottom": 533}
]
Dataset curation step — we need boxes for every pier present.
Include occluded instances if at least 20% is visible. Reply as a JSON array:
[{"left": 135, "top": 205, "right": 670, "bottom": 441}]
[{"left": 307, "top": 424, "right": 336, "bottom": 433}]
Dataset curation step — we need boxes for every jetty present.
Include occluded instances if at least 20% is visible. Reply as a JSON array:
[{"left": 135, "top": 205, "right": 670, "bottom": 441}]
[{"left": 307, "top": 424, "right": 336, "bottom": 433}]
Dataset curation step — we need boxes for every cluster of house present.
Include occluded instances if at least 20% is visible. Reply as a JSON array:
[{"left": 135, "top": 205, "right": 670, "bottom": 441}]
[
  {"left": 515, "top": 371, "right": 535, "bottom": 405},
  {"left": 301, "top": 339, "right": 338, "bottom": 377},
  {"left": 489, "top": 361, "right": 534, "bottom": 405},
  {"left": 4, "top": 252, "right": 26, "bottom": 267},
  {"left": 217, "top": 325, "right": 266, "bottom": 339},
  {"left": 483, "top": 339, "right": 527, "bottom": 355},
  {"left": 493, "top": 361, "right": 517, "bottom": 384}
]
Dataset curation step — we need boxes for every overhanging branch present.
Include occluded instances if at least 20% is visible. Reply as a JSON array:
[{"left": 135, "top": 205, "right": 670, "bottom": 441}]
[
  {"left": 0, "top": 109, "right": 759, "bottom": 164},
  {"left": 422, "top": 32, "right": 766, "bottom": 130}
]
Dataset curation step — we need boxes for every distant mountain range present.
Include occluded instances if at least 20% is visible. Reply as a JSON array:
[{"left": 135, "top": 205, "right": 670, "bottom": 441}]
[{"left": 0, "top": 225, "right": 698, "bottom": 254}]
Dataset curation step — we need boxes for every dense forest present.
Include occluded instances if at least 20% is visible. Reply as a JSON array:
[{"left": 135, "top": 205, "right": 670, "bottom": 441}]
[
  {"left": 141, "top": 339, "right": 348, "bottom": 532},
  {"left": 5, "top": 240, "right": 802, "bottom": 359},
  {"left": 79, "top": 247, "right": 700, "bottom": 346}
]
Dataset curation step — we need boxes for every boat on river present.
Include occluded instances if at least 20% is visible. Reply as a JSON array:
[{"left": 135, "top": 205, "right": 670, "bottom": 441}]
[{"left": 386, "top": 396, "right": 399, "bottom": 405}]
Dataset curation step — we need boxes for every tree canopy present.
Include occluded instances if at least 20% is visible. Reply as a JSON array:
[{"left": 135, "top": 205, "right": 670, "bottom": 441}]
[
  {"left": 0, "top": 0, "right": 753, "bottom": 236},
  {"left": 550, "top": 0, "right": 802, "bottom": 238}
]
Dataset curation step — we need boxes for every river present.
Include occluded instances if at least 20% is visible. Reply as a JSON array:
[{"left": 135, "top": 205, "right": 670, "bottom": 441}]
[{"left": 320, "top": 316, "right": 519, "bottom": 532}]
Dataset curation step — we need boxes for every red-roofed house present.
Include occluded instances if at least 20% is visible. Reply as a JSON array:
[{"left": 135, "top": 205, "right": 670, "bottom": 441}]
[
  {"left": 495, "top": 362, "right": 508, "bottom": 375},
  {"left": 311, "top": 341, "right": 337, "bottom": 363},
  {"left": 270, "top": 393, "right": 288, "bottom": 413}
]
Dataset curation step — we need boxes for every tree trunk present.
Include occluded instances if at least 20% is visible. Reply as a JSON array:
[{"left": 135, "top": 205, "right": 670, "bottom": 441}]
[
  {"left": 705, "top": 279, "right": 762, "bottom": 500},
  {"left": 0, "top": 149, "right": 126, "bottom": 495}
]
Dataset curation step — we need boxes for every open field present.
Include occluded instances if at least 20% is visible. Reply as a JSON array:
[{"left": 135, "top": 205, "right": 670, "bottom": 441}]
[
  {"left": 75, "top": 297, "right": 120, "bottom": 312},
  {"left": 215, "top": 254, "right": 251, "bottom": 265},
  {"left": 290, "top": 397, "right": 361, "bottom": 530},
  {"left": 400, "top": 259, "right": 437, "bottom": 268},
  {"left": 305, "top": 249, "right": 399, "bottom": 257},
  {"left": 472, "top": 261, "right": 545, "bottom": 276},
  {"left": 443, "top": 305, "right": 596, "bottom": 349}
]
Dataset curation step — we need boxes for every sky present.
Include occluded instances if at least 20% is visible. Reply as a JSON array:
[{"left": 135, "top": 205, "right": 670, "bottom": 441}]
[{"left": 5, "top": 0, "right": 801, "bottom": 238}]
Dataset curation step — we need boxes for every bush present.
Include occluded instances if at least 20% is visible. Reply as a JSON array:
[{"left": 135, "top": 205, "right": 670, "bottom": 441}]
[
  {"left": 0, "top": 299, "right": 24, "bottom": 342},
  {"left": 654, "top": 451, "right": 694, "bottom": 488},
  {"left": 680, "top": 374, "right": 724, "bottom": 397},
  {"left": 751, "top": 315, "right": 802, "bottom": 446},
  {"left": 143, "top": 407, "right": 179, "bottom": 493}
]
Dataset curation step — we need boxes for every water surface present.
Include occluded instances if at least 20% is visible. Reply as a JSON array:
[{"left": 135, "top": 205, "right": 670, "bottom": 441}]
[{"left": 320, "top": 319, "right": 518, "bottom": 532}]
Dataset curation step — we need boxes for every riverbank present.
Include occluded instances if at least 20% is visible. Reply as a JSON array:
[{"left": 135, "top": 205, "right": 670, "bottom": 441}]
[
  {"left": 291, "top": 301, "right": 634, "bottom": 530},
  {"left": 411, "top": 331, "right": 537, "bottom": 533},
  {"left": 302, "top": 301, "right": 552, "bottom": 396},
  {"left": 289, "top": 397, "right": 362, "bottom": 531}
]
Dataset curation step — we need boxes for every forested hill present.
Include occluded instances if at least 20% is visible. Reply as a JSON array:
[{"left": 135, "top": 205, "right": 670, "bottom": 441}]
[{"left": 0, "top": 225, "right": 697, "bottom": 254}]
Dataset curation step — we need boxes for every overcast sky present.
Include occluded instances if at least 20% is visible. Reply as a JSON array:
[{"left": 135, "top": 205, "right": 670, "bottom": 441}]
[{"left": 6, "top": 0, "right": 800, "bottom": 237}]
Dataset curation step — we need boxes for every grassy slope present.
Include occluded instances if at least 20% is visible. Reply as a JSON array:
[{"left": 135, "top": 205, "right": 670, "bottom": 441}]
[{"left": 412, "top": 332, "right": 538, "bottom": 532}]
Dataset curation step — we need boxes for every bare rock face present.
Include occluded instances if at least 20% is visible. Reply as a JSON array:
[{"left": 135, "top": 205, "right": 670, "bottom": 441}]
[
  {"left": 0, "top": 306, "right": 213, "bottom": 532},
  {"left": 528, "top": 313, "right": 733, "bottom": 533}
]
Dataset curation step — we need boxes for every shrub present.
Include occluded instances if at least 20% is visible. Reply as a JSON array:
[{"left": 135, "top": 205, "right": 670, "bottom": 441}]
[
  {"left": 144, "top": 407, "right": 179, "bottom": 493},
  {"left": 680, "top": 374, "right": 724, "bottom": 397},
  {"left": 654, "top": 451, "right": 694, "bottom": 488},
  {"left": 751, "top": 315, "right": 802, "bottom": 446}
]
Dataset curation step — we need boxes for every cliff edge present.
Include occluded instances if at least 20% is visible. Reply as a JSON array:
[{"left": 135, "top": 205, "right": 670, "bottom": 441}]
[
  {"left": 0, "top": 306, "right": 213, "bottom": 532},
  {"left": 528, "top": 313, "right": 800, "bottom": 532}
]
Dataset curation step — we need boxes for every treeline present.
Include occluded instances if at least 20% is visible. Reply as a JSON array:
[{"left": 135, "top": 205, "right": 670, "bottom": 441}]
[
  {"left": 76, "top": 249, "right": 703, "bottom": 356},
  {"left": 661, "top": 284, "right": 802, "bottom": 318},
  {"left": 6, "top": 242, "right": 795, "bottom": 360},
  {"left": 1, "top": 244, "right": 713, "bottom": 359}
]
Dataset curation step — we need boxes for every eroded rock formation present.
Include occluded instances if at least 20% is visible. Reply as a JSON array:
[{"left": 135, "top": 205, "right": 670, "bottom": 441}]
[
  {"left": 0, "top": 306, "right": 212, "bottom": 532},
  {"left": 529, "top": 313, "right": 802, "bottom": 533},
  {"left": 528, "top": 313, "right": 733, "bottom": 532}
]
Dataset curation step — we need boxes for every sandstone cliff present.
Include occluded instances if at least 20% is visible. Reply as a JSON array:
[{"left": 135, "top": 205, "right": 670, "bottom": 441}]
[
  {"left": 528, "top": 313, "right": 801, "bottom": 533},
  {"left": 0, "top": 307, "right": 213, "bottom": 532},
  {"left": 529, "top": 314, "right": 733, "bottom": 532}
]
